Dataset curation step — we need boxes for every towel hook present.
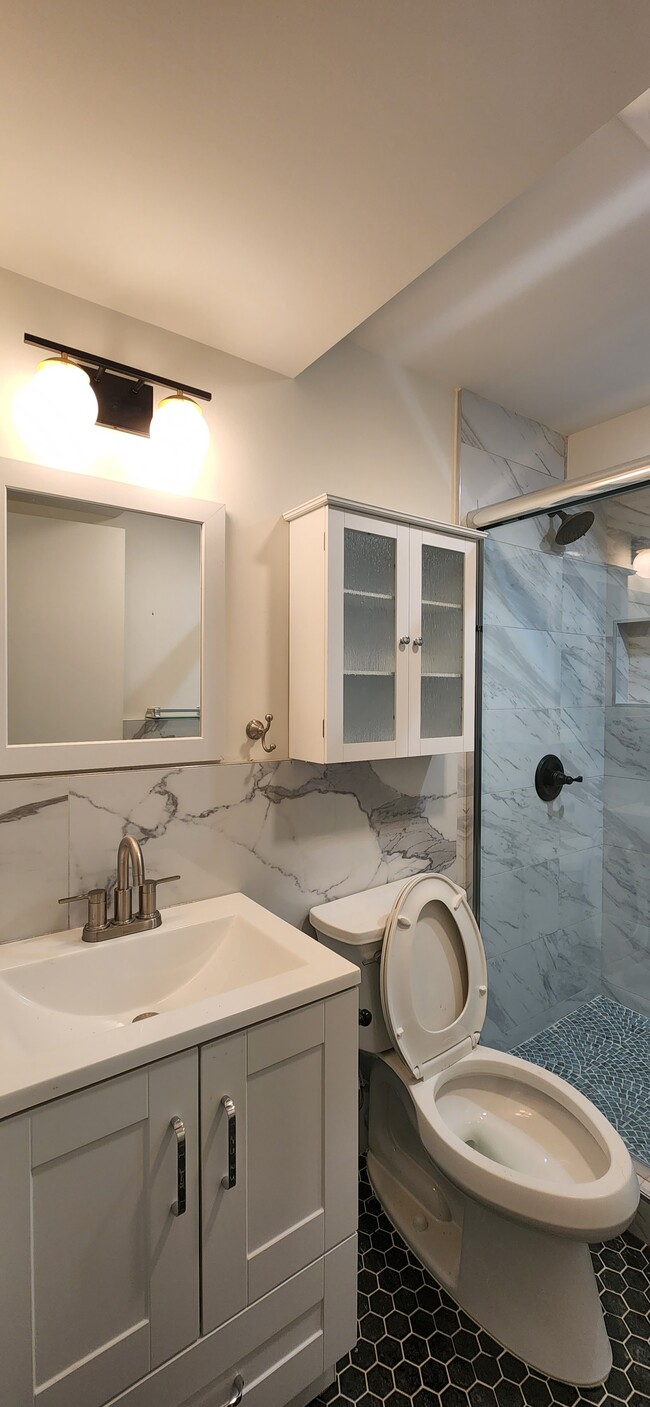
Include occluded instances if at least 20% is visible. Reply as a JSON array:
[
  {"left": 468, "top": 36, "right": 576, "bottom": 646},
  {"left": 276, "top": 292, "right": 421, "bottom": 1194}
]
[{"left": 245, "top": 713, "right": 276, "bottom": 753}]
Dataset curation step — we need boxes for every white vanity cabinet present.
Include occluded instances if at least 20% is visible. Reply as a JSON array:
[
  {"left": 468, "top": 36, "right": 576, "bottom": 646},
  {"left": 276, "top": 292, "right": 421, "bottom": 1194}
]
[
  {"left": 284, "top": 495, "right": 479, "bottom": 763},
  {"left": 2, "top": 1049, "right": 201, "bottom": 1407},
  {"left": 0, "top": 991, "right": 358, "bottom": 1407},
  {"left": 201, "top": 995, "right": 358, "bottom": 1334}
]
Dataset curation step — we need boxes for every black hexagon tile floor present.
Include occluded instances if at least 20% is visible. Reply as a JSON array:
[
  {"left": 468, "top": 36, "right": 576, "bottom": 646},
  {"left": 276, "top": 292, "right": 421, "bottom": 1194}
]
[{"left": 310, "top": 1161, "right": 650, "bottom": 1407}]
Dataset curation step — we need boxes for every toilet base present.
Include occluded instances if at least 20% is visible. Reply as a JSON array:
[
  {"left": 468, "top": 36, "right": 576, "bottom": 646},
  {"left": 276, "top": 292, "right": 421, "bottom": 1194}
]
[
  {"left": 367, "top": 1149, "right": 612, "bottom": 1387},
  {"left": 457, "top": 1194, "right": 611, "bottom": 1386}
]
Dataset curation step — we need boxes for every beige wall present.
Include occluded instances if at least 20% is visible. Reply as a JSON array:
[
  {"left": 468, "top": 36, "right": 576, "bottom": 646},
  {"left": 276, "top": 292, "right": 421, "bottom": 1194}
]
[
  {"left": 567, "top": 401, "right": 650, "bottom": 479},
  {"left": 0, "top": 267, "right": 455, "bottom": 762}
]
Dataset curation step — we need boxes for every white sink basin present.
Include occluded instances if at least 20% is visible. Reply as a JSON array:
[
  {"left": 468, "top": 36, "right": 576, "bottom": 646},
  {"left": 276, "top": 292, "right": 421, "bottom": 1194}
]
[
  {"left": 0, "top": 912, "right": 306, "bottom": 1041},
  {"left": 0, "top": 893, "right": 359, "bottom": 1117}
]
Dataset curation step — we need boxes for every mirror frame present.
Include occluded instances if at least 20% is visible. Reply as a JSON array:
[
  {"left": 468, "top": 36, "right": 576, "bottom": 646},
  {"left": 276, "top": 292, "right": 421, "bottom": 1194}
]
[{"left": 0, "top": 457, "right": 225, "bottom": 775}]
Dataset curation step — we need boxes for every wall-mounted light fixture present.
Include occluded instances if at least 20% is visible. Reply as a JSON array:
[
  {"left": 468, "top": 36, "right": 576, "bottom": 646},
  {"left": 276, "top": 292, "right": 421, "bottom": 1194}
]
[
  {"left": 632, "top": 540, "right": 650, "bottom": 578},
  {"left": 22, "top": 333, "right": 212, "bottom": 473}
]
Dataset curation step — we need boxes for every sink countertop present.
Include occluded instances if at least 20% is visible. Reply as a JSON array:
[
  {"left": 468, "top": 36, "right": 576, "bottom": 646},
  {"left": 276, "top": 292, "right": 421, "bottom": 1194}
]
[{"left": 0, "top": 893, "right": 360, "bottom": 1121}]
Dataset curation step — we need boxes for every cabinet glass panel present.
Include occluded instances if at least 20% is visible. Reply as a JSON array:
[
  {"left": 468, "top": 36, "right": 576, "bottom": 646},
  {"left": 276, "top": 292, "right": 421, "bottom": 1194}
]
[
  {"left": 420, "top": 544, "right": 464, "bottom": 738},
  {"left": 344, "top": 529, "right": 396, "bottom": 743}
]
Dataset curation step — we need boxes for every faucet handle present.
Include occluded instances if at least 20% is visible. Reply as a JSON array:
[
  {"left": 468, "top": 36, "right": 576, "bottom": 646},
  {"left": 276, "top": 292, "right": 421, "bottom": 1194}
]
[
  {"left": 138, "top": 875, "right": 181, "bottom": 921},
  {"left": 58, "top": 888, "right": 109, "bottom": 937}
]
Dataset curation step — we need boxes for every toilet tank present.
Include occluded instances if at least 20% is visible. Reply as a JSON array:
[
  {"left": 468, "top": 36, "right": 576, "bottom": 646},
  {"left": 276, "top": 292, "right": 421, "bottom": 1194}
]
[{"left": 310, "top": 878, "right": 415, "bottom": 1053}]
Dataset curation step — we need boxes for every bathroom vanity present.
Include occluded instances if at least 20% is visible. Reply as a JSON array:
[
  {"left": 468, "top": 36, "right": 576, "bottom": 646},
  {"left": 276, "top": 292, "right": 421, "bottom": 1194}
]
[{"left": 0, "top": 894, "right": 360, "bottom": 1407}]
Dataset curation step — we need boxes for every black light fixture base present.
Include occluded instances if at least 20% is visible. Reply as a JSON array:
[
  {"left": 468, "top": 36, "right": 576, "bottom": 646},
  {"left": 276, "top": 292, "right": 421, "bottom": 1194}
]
[{"left": 92, "top": 369, "right": 153, "bottom": 437}]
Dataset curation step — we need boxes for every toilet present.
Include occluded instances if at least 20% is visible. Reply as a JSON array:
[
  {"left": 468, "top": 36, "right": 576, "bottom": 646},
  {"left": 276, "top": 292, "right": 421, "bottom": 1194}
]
[{"left": 310, "top": 873, "right": 639, "bottom": 1387}]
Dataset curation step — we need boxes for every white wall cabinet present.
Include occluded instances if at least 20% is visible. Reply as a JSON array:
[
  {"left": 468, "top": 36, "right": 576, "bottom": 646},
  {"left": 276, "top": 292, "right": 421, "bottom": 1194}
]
[
  {"left": 0, "top": 991, "right": 358, "bottom": 1407},
  {"left": 285, "top": 495, "right": 479, "bottom": 762}
]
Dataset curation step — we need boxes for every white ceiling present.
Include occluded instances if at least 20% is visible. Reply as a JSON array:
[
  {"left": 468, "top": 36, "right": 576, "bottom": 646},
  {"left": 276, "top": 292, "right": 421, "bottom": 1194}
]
[
  {"left": 3, "top": 2, "right": 650, "bottom": 377},
  {"left": 353, "top": 93, "right": 650, "bottom": 434}
]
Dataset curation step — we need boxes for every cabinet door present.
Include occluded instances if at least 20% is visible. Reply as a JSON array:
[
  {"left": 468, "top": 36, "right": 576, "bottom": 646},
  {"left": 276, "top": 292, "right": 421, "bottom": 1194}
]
[
  {"left": 200, "top": 1029, "right": 248, "bottom": 1334},
  {"left": 0, "top": 1052, "right": 199, "bottom": 1407},
  {"left": 408, "top": 529, "right": 476, "bottom": 754},
  {"left": 201, "top": 992, "right": 358, "bottom": 1336},
  {"left": 328, "top": 510, "right": 410, "bottom": 760}
]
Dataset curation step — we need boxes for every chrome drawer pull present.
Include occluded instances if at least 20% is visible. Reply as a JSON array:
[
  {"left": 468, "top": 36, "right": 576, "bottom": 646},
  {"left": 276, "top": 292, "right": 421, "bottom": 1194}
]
[
  {"left": 221, "top": 1095, "right": 237, "bottom": 1189},
  {"left": 170, "top": 1116, "right": 186, "bottom": 1216},
  {"left": 227, "top": 1375, "right": 244, "bottom": 1407}
]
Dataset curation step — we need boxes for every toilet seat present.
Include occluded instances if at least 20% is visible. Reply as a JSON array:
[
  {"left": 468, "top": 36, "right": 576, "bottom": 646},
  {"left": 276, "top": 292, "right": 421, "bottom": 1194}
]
[
  {"left": 403, "top": 1046, "right": 638, "bottom": 1239},
  {"left": 380, "top": 874, "right": 488, "bottom": 1078}
]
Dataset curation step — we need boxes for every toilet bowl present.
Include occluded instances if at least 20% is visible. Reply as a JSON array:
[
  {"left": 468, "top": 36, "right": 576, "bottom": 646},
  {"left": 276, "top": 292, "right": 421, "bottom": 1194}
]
[{"left": 310, "top": 873, "right": 639, "bottom": 1387}]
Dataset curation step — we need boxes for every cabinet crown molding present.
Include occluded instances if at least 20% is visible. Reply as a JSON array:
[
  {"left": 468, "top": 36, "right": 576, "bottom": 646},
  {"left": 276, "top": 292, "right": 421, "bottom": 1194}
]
[{"left": 283, "top": 494, "right": 485, "bottom": 540}]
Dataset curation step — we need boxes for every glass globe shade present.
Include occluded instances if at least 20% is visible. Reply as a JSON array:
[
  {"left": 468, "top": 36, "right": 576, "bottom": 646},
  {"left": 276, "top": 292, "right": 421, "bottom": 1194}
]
[
  {"left": 149, "top": 394, "right": 209, "bottom": 487},
  {"left": 14, "top": 357, "right": 98, "bottom": 468},
  {"left": 31, "top": 357, "right": 98, "bottom": 432},
  {"left": 633, "top": 547, "right": 650, "bottom": 579}
]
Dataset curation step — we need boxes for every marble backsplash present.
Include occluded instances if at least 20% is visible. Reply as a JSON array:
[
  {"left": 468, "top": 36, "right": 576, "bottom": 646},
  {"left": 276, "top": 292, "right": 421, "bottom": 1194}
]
[{"left": 0, "top": 754, "right": 462, "bottom": 946}]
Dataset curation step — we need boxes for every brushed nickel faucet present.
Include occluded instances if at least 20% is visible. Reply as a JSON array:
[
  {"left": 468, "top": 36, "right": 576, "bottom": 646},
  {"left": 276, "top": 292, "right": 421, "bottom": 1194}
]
[{"left": 59, "top": 835, "right": 179, "bottom": 942}]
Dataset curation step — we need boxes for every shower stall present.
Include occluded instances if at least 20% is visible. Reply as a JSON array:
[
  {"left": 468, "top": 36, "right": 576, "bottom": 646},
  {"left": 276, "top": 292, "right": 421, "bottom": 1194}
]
[{"left": 470, "top": 462, "right": 650, "bottom": 1174}]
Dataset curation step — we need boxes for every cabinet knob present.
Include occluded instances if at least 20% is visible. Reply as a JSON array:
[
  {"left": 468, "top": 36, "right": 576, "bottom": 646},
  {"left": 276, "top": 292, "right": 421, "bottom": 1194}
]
[
  {"left": 399, "top": 635, "right": 411, "bottom": 646},
  {"left": 413, "top": 637, "right": 423, "bottom": 648}
]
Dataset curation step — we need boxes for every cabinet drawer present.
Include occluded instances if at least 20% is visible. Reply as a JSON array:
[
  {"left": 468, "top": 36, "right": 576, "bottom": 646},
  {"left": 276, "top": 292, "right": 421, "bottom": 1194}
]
[
  {"left": 108, "top": 1259, "right": 325, "bottom": 1407},
  {"left": 108, "top": 1238, "right": 357, "bottom": 1407},
  {"left": 185, "top": 1308, "right": 323, "bottom": 1407}
]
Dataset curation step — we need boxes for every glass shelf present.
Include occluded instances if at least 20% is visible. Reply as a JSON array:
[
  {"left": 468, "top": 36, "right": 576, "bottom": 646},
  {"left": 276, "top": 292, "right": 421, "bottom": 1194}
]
[
  {"left": 345, "top": 670, "right": 394, "bottom": 677},
  {"left": 344, "top": 588, "right": 394, "bottom": 601},
  {"left": 421, "top": 672, "right": 461, "bottom": 679},
  {"left": 422, "top": 599, "right": 462, "bottom": 608}
]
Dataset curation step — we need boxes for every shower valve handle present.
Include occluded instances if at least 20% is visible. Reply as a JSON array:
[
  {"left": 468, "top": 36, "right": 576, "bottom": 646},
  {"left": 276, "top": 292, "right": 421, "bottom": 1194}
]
[
  {"left": 554, "top": 769, "right": 583, "bottom": 787},
  {"left": 535, "top": 754, "right": 583, "bottom": 803}
]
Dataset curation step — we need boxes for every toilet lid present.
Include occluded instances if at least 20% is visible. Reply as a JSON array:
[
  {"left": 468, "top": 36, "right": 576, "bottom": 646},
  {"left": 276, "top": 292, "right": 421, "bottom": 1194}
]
[{"left": 380, "top": 874, "right": 488, "bottom": 1078}]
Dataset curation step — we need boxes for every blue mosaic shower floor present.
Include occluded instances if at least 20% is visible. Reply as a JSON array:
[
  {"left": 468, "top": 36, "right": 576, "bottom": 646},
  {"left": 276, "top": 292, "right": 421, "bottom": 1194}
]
[{"left": 513, "top": 997, "right": 650, "bottom": 1169}]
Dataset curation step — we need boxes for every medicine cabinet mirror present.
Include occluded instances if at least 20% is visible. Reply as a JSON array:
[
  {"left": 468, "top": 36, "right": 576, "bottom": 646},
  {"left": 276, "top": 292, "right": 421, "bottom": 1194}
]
[{"left": 0, "top": 458, "right": 224, "bottom": 775}]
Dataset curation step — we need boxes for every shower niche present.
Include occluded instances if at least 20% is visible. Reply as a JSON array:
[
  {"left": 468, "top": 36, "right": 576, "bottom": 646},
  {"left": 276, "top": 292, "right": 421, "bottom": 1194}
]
[{"left": 613, "top": 618, "right": 650, "bottom": 704}]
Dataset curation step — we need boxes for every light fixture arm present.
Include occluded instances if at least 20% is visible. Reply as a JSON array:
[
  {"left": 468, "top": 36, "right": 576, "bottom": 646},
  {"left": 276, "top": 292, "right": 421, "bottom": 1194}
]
[{"left": 23, "top": 333, "right": 211, "bottom": 402}]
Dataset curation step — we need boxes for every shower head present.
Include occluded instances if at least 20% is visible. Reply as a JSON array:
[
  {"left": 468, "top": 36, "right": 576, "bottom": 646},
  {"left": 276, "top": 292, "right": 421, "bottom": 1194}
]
[{"left": 550, "top": 508, "right": 595, "bottom": 545}]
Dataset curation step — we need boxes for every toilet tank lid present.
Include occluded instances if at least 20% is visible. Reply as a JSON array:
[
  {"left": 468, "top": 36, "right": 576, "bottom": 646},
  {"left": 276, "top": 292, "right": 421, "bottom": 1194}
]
[{"left": 310, "top": 876, "right": 423, "bottom": 944}]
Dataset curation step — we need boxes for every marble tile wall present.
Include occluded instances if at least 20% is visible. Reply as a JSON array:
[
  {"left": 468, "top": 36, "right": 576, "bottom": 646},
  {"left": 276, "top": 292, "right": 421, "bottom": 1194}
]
[
  {"left": 462, "top": 392, "right": 650, "bottom": 1042},
  {"left": 458, "top": 389, "right": 565, "bottom": 525},
  {"left": 0, "top": 754, "right": 461, "bottom": 946},
  {"left": 480, "top": 529, "right": 606, "bottom": 1047},
  {"left": 459, "top": 391, "right": 608, "bottom": 1047},
  {"left": 601, "top": 554, "right": 650, "bottom": 1015}
]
